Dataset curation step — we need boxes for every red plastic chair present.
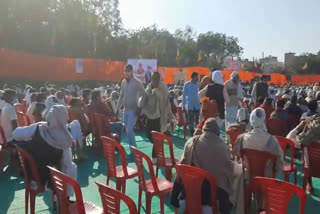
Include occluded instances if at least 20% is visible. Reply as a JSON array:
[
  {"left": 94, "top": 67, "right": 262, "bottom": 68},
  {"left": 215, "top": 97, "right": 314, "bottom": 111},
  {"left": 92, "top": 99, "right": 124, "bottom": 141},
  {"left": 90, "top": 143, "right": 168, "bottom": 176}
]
[
  {"left": 226, "top": 128, "right": 243, "bottom": 157},
  {"left": 90, "top": 113, "right": 119, "bottom": 150},
  {"left": 14, "top": 103, "right": 27, "bottom": 114},
  {"left": 95, "top": 182, "right": 138, "bottom": 214},
  {"left": 48, "top": 166, "right": 103, "bottom": 214},
  {"left": 151, "top": 131, "right": 178, "bottom": 181},
  {"left": 131, "top": 146, "right": 173, "bottom": 214},
  {"left": 241, "top": 149, "right": 277, "bottom": 211},
  {"left": 275, "top": 136, "right": 297, "bottom": 184},
  {"left": 176, "top": 107, "right": 188, "bottom": 139},
  {"left": 17, "top": 111, "right": 31, "bottom": 127},
  {"left": 253, "top": 177, "right": 306, "bottom": 214},
  {"left": 302, "top": 142, "right": 320, "bottom": 194},
  {"left": 0, "top": 126, "right": 8, "bottom": 173},
  {"left": 101, "top": 136, "right": 138, "bottom": 193},
  {"left": 175, "top": 164, "right": 219, "bottom": 214},
  {"left": 15, "top": 146, "right": 56, "bottom": 214},
  {"left": 267, "top": 118, "right": 288, "bottom": 137}
]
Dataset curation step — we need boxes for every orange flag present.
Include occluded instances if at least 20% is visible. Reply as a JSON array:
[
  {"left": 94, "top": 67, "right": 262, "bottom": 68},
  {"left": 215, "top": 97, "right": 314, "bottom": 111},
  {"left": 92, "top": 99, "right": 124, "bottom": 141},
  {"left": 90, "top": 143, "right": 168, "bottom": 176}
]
[
  {"left": 302, "top": 62, "right": 308, "bottom": 71},
  {"left": 241, "top": 62, "right": 245, "bottom": 69},
  {"left": 198, "top": 50, "right": 202, "bottom": 62},
  {"left": 254, "top": 62, "right": 258, "bottom": 68},
  {"left": 260, "top": 63, "right": 264, "bottom": 69},
  {"left": 93, "top": 37, "right": 97, "bottom": 53}
]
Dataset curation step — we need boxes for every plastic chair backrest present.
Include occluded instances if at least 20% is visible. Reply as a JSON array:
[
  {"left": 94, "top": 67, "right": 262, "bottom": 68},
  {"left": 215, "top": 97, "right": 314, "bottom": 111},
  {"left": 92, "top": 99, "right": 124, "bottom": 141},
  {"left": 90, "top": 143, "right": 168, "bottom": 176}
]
[
  {"left": 14, "top": 103, "right": 26, "bottom": 114},
  {"left": 267, "top": 118, "right": 287, "bottom": 136},
  {"left": 288, "top": 114, "right": 301, "bottom": 130},
  {"left": 275, "top": 136, "right": 295, "bottom": 168},
  {"left": 0, "top": 126, "right": 7, "bottom": 146},
  {"left": 88, "top": 113, "right": 97, "bottom": 136},
  {"left": 304, "top": 142, "right": 320, "bottom": 178},
  {"left": 226, "top": 129, "right": 242, "bottom": 156},
  {"left": 48, "top": 166, "right": 86, "bottom": 214},
  {"left": 94, "top": 113, "right": 111, "bottom": 137},
  {"left": 17, "top": 111, "right": 31, "bottom": 127},
  {"left": 131, "top": 146, "right": 159, "bottom": 192},
  {"left": 95, "top": 182, "right": 137, "bottom": 214},
  {"left": 176, "top": 107, "right": 187, "bottom": 126},
  {"left": 101, "top": 136, "right": 128, "bottom": 178},
  {"left": 151, "top": 131, "right": 176, "bottom": 166},
  {"left": 175, "top": 164, "right": 218, "bottom": 214},
  {"left": 241, "top": 149, "right": 277, "bottom": 181},
  {"left": 253, "top": 177, "right": 306, "bottom": 214},
  {"left": 15, "top": 146, "right": 43, "bottom": 191}
]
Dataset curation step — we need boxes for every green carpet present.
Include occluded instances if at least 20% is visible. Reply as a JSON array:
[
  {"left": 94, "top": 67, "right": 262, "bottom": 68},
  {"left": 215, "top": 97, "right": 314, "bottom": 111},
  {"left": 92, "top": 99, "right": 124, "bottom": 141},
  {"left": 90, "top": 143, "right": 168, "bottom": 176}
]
[{"left": 0, "top": 129, "right": 319, "bottom": 214}]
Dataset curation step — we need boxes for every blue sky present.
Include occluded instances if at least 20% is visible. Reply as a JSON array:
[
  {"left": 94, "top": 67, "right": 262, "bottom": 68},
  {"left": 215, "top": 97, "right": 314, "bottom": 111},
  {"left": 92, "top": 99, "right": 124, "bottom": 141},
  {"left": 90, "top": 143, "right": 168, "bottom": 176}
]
[{"left": 119, "top": 0, "right": 320, "bottom": 62}]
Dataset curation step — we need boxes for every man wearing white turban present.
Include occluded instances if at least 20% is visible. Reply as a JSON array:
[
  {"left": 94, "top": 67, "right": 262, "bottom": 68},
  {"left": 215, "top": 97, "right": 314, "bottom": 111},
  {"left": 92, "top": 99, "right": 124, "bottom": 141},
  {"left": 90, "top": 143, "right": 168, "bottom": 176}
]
[
  {"left": 235, "top": 108, "right": 284, "bottom": 177},
  {"left": 198, "top": 70, "right": 228, "bottom": 127},
  {"left": 224, "top": 71, "right": 243, "bottom": 129}
]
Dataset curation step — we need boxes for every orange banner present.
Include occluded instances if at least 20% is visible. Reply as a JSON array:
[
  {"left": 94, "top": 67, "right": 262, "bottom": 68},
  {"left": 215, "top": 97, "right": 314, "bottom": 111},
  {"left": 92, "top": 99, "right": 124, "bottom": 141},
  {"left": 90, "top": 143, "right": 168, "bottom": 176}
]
[{"left": 0, "top": 48, "right": 125, "bottom": 82}]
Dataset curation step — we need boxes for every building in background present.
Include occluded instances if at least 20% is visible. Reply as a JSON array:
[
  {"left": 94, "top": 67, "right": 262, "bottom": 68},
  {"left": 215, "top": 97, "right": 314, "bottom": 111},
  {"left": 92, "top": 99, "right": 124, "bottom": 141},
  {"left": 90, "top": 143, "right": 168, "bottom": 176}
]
[
  {"left": 284, "top": 52, "right": 296, "bottom": 68},
  {"left": 259, "top": 55, "right": 283, "bottom": 73}
]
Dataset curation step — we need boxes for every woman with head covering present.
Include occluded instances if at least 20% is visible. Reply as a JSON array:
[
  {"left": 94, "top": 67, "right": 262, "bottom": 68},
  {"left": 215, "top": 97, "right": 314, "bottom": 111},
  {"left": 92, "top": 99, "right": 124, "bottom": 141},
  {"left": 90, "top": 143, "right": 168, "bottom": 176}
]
[
  {"left": 12, "top": 105, "right": 79, "bottom": 198},
  {"left": 43, "top": 95, "right": 58, "bottom": 117},
  {"left": 198, "top": 70, "right": 228, "bottom": 127},
  {"left": 235, "top": 108, "right": 284, "bottom": 177}
]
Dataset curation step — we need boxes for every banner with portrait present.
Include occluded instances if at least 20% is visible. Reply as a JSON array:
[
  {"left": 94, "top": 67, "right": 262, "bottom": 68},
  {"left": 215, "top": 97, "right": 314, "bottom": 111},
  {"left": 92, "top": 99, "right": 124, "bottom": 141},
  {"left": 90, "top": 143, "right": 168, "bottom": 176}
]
[{"left": 127, "top": 59, "right": 157, "bottom": 84}]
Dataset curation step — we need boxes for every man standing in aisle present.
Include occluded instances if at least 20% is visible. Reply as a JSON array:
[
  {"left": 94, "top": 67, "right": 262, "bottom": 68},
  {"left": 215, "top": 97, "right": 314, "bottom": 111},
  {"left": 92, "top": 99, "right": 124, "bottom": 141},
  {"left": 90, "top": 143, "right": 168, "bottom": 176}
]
[
  {"left": 182, "top": 72, "right": 201, "bottom": 136},
  {"left": 224, "top": 71, "right": 242, "bottom": 129},
  {"left": 118, "top": 64, "right": 145, "bottom": 156}
]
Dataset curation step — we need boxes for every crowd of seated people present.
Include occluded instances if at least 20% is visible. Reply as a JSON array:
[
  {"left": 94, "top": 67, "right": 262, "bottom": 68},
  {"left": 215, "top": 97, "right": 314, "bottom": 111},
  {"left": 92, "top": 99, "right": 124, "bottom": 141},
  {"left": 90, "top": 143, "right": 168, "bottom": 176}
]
[{"left": 1, "top": 70, "right": 320, "bottom": 214}]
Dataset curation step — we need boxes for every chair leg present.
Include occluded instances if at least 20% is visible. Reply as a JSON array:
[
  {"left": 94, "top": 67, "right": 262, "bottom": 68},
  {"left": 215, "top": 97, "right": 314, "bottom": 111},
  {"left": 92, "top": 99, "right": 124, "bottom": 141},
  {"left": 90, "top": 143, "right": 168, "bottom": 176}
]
[
  {"left": 116, "top": 179, "right": 122, "bottom": 192},
  {"left": 165, "top": 167, "right": 172, "bottom": 181},
  {"left": 183, "top": 126, "right": 187, "bottom": 139},
  {"left": 146, "top": 193, "right": 152, "bottom": 214},
  {"left": 25, "top": 189, "right": 29, "bottom": 214},
  {"left": 121, "top": 180, "right": 126, "bottom": 194},
  {"left": 156, "top": 165, "right": 159, "bottom": 178},
  {"left": 160, "top": 195, "right": 165, "bottom": 214},
  {"left": 284, "top": 171, "right": 289, "bottom": 182},
  {"left": 106, "top": 176, "right": 110, "bottom": 185},
  {"left": 51, "top": 192, "right": 56, "bottom": 211},
  {"left": 138, "top": 188, "right": 142, "bottom": 214},
  {"left": 30, "top": 192, "right": 36, "bottom": 214}
]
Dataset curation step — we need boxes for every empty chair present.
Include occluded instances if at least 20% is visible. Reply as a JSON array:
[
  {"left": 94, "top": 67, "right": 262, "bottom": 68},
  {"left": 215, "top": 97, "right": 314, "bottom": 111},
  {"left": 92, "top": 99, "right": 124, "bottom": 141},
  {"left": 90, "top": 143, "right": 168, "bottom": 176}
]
[
  {"left": 241, "top": 149, "right": 277, "bottom": 211},
  {"left": 16, "top": 146, "right": 56, "bottom": 214},
  {"left": 101, "top": 136, "right": 138, "bottom": 193},
  {"left": 302, "top": 142, "right": 320, "bottom": 194},
  {"left": 96, "top": 182, "right": 137, "bottom": 214},
  {"left": 226, "top": 128, "right": 242, "bottom": 157},
  {"left": 175, "top": 164, "right": 219, "bottom": 214},
  {"left": 151, "top": 131, "right": 178, "bottom": 181},
  {"left": 48, "top": 166, "right": 103, "bottom": 214},
  {"left": 14, "top": 103, "right": 27, "bottom": 114},
  {"left": 275, "top": 136, "right": 297, "bottom": 184},
  {"left": 131, "top": 146, "right": 173, "bottom": 214},
  {"left": 176, "top": 107, "right": 188, "bottom": 139},
  {"left": 253, "top": 177, "right": 306, "bottom": 214},
  {"left": 17, "top": 111, "right": 31, "bottom": 127}
]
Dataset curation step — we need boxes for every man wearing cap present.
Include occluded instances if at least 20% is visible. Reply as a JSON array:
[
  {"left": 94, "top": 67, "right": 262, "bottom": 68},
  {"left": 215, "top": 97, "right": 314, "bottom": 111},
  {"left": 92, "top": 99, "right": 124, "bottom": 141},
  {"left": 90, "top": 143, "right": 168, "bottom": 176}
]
[
  {"left": 224, "top": 71, "right": 243, "bottom": 128},
  {"left": 182, "top": 72, "right": 201, "bottom": 136},
  {"left": 176, "top": 118, "right": 233, "bottom": 214}
]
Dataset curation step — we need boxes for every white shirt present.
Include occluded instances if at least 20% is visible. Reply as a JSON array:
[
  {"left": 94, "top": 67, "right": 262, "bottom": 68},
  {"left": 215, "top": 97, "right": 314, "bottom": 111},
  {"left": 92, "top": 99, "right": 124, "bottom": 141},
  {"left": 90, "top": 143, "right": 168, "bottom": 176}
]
[{"left": 0, "top": 103, "right": 18, "bottom": 142}]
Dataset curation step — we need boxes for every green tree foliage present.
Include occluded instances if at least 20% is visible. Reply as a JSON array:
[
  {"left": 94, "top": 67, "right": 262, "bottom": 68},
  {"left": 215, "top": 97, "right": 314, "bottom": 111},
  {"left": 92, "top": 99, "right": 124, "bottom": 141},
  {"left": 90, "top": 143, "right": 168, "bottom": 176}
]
[{"left": 0, "top": 0, "right": 243, "bottom": 67}]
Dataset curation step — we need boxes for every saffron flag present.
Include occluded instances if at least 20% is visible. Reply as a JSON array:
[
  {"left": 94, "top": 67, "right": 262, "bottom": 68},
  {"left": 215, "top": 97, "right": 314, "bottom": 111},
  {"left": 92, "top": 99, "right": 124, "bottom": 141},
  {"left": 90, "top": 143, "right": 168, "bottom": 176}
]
[
  {"left": 302, "top": 62, "right": 308, "bottom": 71},
  {"left": 241, "top": 63, "right": 245, "bottom": 69},
  {"left": 93, "top": 37, "right": 97, "bottom": 54},
  {"left": 198, "top": 50, "right": 202, "bottom": 62},
  {"left": 260, "top": 63, "right": 264, "bottom": 69},
  {"left": 254, "top": 61, "right": 258, "bottom": 68}
]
